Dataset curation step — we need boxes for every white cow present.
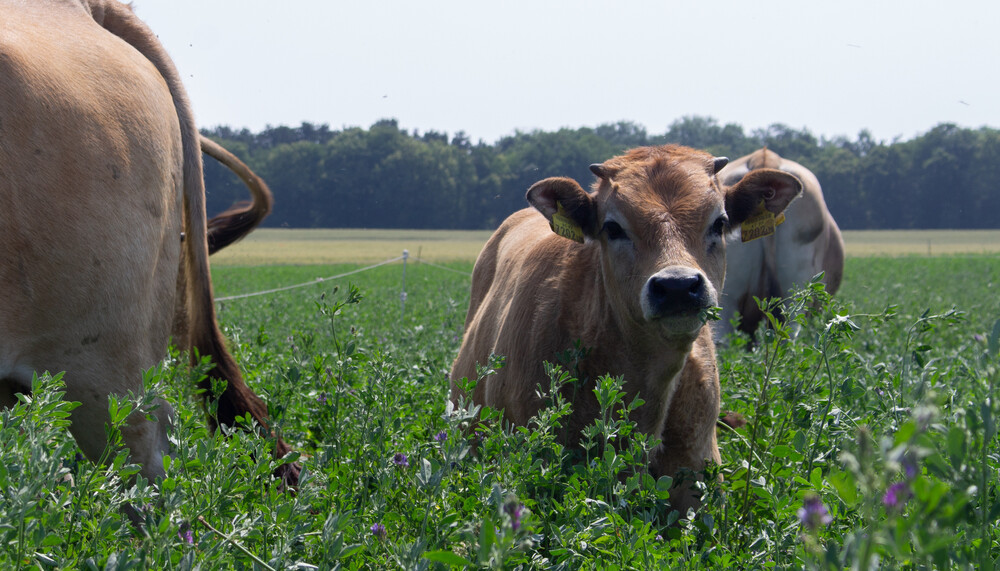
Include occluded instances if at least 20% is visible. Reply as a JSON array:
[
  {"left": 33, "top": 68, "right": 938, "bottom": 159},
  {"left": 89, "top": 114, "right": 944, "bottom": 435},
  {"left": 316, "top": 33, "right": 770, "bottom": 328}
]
[{"left": 715, "top": 148, "right": 844, "bottom": 340}]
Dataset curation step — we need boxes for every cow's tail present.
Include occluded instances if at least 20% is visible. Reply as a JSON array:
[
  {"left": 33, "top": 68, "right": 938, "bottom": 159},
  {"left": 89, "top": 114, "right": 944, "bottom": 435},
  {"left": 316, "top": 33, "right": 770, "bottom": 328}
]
[
  {"left": 88, "top": 1, "right": 299, "bottom": 488},
  {"left": 201, "top": 136, "right": 274, "bottom": 255}
]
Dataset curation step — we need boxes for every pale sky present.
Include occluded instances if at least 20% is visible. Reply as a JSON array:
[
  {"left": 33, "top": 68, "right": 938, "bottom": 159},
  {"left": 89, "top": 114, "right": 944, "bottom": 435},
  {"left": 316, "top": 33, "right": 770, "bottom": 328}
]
[{"left": 136, "top": 0, "right": 997, "bottom": 145}]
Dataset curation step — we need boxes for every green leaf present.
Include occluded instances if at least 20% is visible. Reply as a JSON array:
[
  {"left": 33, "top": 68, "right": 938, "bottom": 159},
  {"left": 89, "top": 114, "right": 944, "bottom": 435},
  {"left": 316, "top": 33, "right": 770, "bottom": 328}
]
[
  {"left": 417, "top": 458, "right": 434, "bottom": 486},
  {"left": 810, "top": 467, "right": 823, "bottom": 490},
  {"left": 423, "top": 550, "right": 473, "bottom": 567},
  {"left": 827, "top": 470, "right": 858, "bottom": 506},
  {"left": 478, "top": 519, "right": 496, "bottom": 562},
  {"left": 656, "top": 475, "right": 673, "bottom": 492},
  {"left": 771, "top": 445, "right": 792, "bottom": 459},
  {"left": 946, "top": 426, "right": 966, "bottom": 465},
  {"left": 792, "top": 430, "right": 807, "bottom": 453},
  {"left": 894, "top": 421, "right": 918, "bottom": 446}
]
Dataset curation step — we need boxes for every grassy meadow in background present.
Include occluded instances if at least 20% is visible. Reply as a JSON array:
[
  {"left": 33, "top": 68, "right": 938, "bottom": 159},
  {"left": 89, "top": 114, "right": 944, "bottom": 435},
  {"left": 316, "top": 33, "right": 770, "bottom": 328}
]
[
  {"left": 209, "top": 228, "right": 1000, "bottom": 266},
  {"left": 2, "top": 230, "right": 1000, "bottom": 568}
]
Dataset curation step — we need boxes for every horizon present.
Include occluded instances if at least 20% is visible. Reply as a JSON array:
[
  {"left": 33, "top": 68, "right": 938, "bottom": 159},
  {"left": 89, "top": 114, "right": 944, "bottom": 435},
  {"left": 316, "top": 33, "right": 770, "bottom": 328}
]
[{"left": 199, "top": 115, "right": 984, "bottom": 147}]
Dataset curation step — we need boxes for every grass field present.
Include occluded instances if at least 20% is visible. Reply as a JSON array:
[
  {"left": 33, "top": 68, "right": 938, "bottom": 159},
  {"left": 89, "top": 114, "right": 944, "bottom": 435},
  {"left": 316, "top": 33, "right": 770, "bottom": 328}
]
[
  {"left": 843, "top": 229, "right": 1000, "bottom": 257},
  {"left": 210, "top": 228, "right": 495, "bottom": 266},
  {"left": 210, "top": 228, "right": 1000, "bottom": 265},
  {"left": 2, "top": 237, "right": 1000, "bottom": 567}
]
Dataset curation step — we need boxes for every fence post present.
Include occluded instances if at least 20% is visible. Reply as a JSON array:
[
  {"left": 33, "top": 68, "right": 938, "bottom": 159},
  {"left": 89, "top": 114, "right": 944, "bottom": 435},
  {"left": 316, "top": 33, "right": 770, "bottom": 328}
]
[{"left": 400, "top": 249, "right": 409, "bottom": 316}]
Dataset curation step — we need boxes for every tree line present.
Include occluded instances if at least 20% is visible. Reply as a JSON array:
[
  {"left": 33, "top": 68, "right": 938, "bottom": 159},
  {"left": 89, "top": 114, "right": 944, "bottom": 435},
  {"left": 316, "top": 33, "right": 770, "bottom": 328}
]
[{"left": 201, "top": 117, "right": 1000, "bottom": 230}]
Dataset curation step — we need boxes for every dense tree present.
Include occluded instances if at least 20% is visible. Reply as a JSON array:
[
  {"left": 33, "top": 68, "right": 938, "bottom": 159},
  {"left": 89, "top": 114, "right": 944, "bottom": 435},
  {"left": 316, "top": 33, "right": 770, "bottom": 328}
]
[
  {"left": 752, "top": 123, "right": 820, "bottom": 164},
  {"left": 971, "top": 129, "right": 1000, "bottom": 228},
  {"left": 200, "top": 118, "right": 999, "bottom": 231},
  {"left": 594, "top": 120, "right": 649, "bottom": 150},
  {"left": 808, "top": 144, "right": 862, "bottom": 228},
  {"left": 658, "top": 116, "right": 757, "bottom": 157}
]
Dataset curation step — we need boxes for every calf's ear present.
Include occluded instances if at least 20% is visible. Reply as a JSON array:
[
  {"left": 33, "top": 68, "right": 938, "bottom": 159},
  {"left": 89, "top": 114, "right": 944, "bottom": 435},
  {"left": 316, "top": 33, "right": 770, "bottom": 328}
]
[
  {"left": 526, "top": 177, "right": 598, "bottom": 242},
  {"left": 724, "top": 168, "right": 803, "bottom": 226}
]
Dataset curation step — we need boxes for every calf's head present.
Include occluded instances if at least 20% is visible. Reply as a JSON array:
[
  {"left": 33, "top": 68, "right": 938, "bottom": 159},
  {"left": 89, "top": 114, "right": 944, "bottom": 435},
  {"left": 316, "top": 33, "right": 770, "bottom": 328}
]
[{"left": 527, "top": 145, "right": 802, "bottom": 342}]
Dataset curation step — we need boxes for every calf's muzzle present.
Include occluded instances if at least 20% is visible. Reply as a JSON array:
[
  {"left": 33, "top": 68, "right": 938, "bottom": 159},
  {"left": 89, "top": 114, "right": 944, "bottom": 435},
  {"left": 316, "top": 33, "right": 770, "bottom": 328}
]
[{"left": 642, "top": 267, "right": 714, "bottom": 321}]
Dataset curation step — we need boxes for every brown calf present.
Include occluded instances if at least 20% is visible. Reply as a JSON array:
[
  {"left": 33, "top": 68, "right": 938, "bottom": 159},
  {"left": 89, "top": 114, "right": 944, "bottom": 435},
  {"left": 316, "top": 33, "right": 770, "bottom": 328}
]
[{"left": 451, "top": 145, "right": 801, "bottom": 513}]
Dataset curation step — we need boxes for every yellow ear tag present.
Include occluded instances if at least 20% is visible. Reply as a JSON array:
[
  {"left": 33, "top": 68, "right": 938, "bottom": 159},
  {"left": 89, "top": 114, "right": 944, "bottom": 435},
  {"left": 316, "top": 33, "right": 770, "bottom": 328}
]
[
  {"left": 551, "top": 201, "right": 585, "bottom": 243},
  {"left": 741, "top": 200, "right": 778, "bottom": 243}
]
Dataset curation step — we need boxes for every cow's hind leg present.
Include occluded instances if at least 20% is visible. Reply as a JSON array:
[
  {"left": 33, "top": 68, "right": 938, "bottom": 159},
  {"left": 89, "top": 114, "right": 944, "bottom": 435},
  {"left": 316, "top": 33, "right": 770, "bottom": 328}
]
[
  {"left": 1, "top": 362, "right": 174, "bottom": 485},
  {"left": 119, "top": 397, "right": 175, "bottom": 481},
  {"left": 59, "top": 358, "right": 175, "bottom": 483}
]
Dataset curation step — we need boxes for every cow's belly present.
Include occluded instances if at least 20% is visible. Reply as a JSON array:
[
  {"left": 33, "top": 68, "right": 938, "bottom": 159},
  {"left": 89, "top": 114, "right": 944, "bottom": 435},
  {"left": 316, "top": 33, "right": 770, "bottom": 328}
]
[
  {"left": 774, "top": 225, "right": 825, "bottom": 292},
  {"left": 0, "top": 3, "right": 183, "bottom": 408},
  {"left": 717, "top": 239, "right": 766, "bottom": 339}
]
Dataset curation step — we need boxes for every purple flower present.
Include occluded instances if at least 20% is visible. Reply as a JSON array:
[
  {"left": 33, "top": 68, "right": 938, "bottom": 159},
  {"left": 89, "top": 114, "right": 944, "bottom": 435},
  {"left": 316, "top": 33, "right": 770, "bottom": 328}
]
[
  {"left": 902, "top": 454, "right": 919, "bottom": 480},
  {"left": 392, "top": 453, "right": 409, "bottom": 468},
  {"left": 797, "top": 495, "right": 832, "bottom": 531},
  {"left": 316, "top": 393, "right": 328, "bottom": 405},
  {"left": 504, "top": 499, "right": 524, "bottom": 532},
  {"left": 883, "top": 482, "right": 911, "bottom": 510},
  {"left": 178, "top": 528, "right": 194, "bottom": 545},
  {"left": 974, "top": 333, "right": 986, "bottom": 343},
  {"left": 434, "top": 430, "right": 448, "bottom": 443},
  {"left": 371, "top": 523, "right": 387, "bottom": 540}
]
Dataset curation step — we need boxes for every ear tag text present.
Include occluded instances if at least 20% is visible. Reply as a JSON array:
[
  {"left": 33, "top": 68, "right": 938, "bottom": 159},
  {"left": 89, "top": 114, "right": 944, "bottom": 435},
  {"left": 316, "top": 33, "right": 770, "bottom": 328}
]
[
  {"left": 551, "top": 201, "right": 585, "bottom": 243},
  {"left": 741, "top": 199, "right": 784, "bottom": 243}
]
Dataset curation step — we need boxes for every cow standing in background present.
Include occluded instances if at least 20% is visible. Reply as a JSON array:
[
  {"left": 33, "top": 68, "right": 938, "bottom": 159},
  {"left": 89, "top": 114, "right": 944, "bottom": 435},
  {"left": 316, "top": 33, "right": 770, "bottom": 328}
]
[
  {"left": 715, "top": 148, "right": 844, "bottom": 341},
  {"left": 0, "top": 0, "right": 298, "bottom": 487},
  {"left": 451, "top": 145, "right": 802, "bottom": 513}
]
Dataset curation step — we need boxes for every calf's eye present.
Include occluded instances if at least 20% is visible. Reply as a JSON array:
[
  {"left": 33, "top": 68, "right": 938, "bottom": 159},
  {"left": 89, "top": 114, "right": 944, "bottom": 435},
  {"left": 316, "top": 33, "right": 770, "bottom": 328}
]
[
  {"left": 603, "top": 220, "right": 628, "bottom": 241},
  {"left": 710, "top": 215, "right": 728, "bottom": 237}
]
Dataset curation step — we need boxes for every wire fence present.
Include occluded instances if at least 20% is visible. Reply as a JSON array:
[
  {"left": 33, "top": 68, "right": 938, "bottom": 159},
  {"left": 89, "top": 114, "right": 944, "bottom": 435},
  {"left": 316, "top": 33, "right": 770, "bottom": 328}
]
[
  {"left": 213, "top": 252, "right": 473, "bottom": 311},
  {"left": 415, "top": 259, "right": 476, "bottom": 276}
]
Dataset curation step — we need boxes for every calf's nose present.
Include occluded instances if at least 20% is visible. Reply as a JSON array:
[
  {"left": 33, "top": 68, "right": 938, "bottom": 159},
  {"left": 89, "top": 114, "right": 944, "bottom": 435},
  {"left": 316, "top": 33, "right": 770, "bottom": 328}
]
[
  {"left": 643, "top": 268, "right": 709, "bottom": 319},
  {"left": 649, "top": 273, "right": 703, "bottom": 306}
]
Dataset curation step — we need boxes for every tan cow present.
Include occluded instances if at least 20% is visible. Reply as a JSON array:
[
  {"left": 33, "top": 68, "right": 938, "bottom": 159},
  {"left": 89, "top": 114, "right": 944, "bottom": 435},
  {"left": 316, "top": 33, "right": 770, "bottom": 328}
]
[
  {"left": 451, "top": 145, "right": 801, "bottom": 513},
  {"left": 0, "top": 0, "right": 298, "bottom": 487},
  {"left": 715, "top": 148, "right": 844, "bottom": 341}
]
